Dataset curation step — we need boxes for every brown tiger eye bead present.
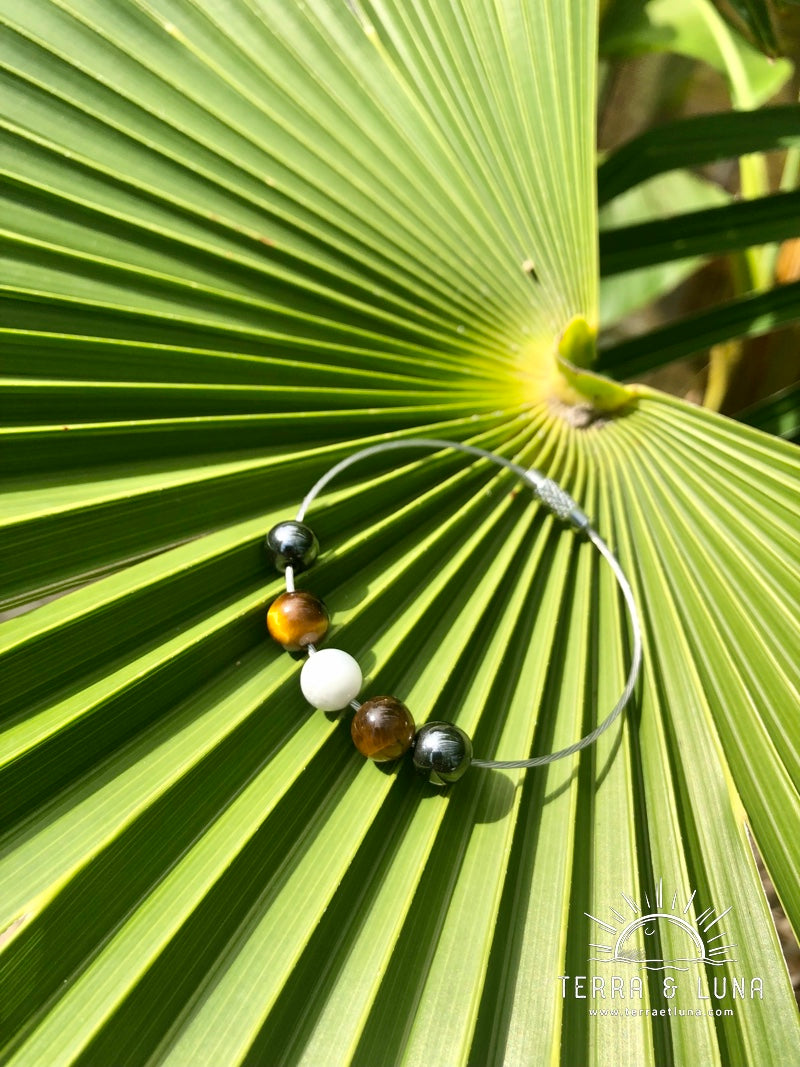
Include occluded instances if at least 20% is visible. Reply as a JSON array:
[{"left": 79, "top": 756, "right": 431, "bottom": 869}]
[
  {"left": 351, "top": 696, "right": 415, "bottom": 762},
  {"left": 267, "top": 591, "right": 329, "bottom": 651}
]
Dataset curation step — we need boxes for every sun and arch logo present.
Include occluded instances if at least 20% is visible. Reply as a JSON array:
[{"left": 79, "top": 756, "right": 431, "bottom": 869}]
[
  {"left": 558, "top": 878, "right": 763, "bottom": 1006},
  {"left": 586, "top": 879, "right": 736, "bottom": 972}
]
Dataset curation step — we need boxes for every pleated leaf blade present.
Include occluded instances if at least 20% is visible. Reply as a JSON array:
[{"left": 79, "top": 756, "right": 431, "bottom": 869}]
[{"left": 1, "top": 2, "right": 798, "bottom": 1066}]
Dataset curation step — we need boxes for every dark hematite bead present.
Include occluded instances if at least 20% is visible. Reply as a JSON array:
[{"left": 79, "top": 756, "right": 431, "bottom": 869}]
[
  {"left": 267, "top": 590, "right": 329, "bottom": 651},
  {"left": 412, "top": 721, "right": 472, "bottom": 784},
  {"left": 351, "top": 696, "right": 416, "bottom": 762},
  {"left": 266, "top": 521, "right": 319, "bottom": 573}
]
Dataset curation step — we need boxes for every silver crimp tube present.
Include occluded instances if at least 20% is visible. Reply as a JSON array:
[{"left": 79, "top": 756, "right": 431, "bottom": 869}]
[{"left": 527, "top": 473, "right": 591, "bottom": 532}]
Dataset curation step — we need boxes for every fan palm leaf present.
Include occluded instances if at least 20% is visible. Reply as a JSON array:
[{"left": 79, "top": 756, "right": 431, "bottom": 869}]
[{"left": 1, "top": 2, "right": 798, "bottom": 1064}]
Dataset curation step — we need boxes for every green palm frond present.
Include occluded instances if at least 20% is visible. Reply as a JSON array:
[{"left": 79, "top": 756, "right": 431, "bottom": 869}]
[{"left": 1, "top": 2, "right": 798, "bottom": 1065}]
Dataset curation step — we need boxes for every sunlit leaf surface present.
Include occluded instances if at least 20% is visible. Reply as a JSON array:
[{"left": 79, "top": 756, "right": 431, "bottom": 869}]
[{"left": 1, "top": 2, "right": 798, "bottom": 1064}]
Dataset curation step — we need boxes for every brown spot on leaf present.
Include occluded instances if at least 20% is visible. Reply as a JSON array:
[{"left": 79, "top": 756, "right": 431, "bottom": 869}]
[{"left": 0, "top": 914, "right": 30, "bottom": 950}]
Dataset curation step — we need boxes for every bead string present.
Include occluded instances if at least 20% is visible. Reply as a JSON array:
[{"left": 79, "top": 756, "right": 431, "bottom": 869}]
[{"left": 265, "top": 438, "right": 643, "bottom": 783}]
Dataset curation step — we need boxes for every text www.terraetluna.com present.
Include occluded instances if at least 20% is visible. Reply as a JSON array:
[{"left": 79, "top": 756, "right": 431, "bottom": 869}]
[{"left": 589, "top": 1007, "right": 735, "bottom": 1018}]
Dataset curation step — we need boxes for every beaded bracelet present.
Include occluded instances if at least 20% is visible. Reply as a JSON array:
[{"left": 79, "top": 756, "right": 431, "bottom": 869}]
[{"left": 264, "top": 438, "right": 642, "bottom": 785}]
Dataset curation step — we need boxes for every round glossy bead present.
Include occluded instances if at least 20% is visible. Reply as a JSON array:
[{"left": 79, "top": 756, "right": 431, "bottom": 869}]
[
  {"left": 351, "top": 696, "right": 415, "bottom": 762},
  {"left": 267, "top": 591, "right": 329, "bottom": 651},
  {"left": 300, "top": 648, "right": 363, "bottom": 711},
  {"left": 266, "top": 521, "right": 319, "bottom": 573},
  {"left": 412, "top": 721, "right": 473, "bottom": 784}
]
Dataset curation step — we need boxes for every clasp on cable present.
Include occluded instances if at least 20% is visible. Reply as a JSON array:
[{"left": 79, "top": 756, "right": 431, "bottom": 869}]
[{"left": 525, "top": 471, "right": 590, "bottom": 533}]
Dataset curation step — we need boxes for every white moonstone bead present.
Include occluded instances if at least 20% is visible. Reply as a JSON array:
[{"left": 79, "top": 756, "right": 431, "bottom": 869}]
[{"left": 300, "top": 648, "right": 362, "bottom": 711}]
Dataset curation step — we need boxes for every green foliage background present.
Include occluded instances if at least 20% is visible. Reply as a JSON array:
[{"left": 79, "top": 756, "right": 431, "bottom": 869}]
[{"left": 1, "top": 0, "right": 798, "bottom": 1064}]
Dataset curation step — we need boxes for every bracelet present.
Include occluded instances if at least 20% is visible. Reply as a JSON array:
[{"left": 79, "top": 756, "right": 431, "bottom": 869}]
[{"left": 264, "top": 438, "right": 642, "bottom": 785}]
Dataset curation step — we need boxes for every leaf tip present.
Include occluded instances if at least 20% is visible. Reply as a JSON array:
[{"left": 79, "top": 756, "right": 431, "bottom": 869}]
[{"left": 554, "top": 316, "right": 637, "bottom": 418}]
